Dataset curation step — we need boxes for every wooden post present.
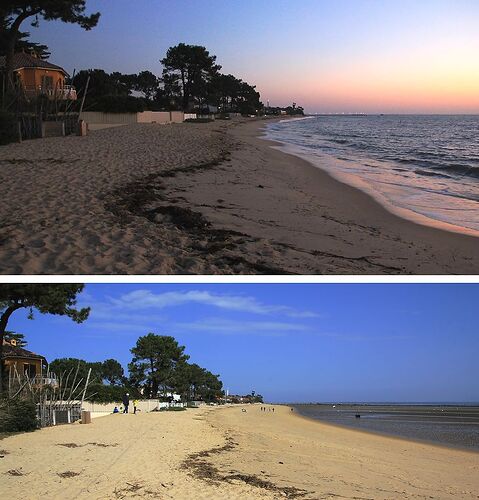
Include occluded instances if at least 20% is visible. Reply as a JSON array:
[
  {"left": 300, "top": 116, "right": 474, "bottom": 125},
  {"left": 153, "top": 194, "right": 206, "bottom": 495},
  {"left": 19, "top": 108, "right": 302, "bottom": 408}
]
[
  {"left": 80, "top": 367, "right": 92, "bottom": 409},
  {"left": 78, "top": 75, "right": 90, "bottom": 120}
]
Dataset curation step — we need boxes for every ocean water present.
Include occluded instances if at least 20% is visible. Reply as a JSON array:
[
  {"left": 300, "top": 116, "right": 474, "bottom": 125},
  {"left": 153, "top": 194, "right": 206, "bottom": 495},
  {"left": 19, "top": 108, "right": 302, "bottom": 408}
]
[
  {"left": 265, "top": 115, "right": 479, "bottom": 235},
  {"left": 293, "top": 404, "right": 479, "bottom": 451}
]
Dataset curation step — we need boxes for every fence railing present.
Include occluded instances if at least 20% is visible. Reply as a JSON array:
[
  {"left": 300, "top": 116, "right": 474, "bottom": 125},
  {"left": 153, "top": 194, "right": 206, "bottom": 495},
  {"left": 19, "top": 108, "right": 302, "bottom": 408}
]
[
  {"left": 37, "top": 403, "right": 82, "bottom": 427},
  {"left": 23, "top": 85, "right": 77, "bottom": 100}
]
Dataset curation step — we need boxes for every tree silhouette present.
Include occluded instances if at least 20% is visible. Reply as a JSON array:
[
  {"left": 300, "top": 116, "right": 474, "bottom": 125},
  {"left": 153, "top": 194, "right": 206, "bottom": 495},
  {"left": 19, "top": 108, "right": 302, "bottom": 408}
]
[{"left": 161, "top": 43, "right": 221, "bottom": 111}]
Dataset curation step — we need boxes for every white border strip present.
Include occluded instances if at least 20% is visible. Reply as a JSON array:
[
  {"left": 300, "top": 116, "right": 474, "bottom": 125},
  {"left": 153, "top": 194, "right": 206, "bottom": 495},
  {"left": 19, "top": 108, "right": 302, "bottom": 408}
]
[{"left": 1, "top": 275, "right": 477, "bottom": 284}]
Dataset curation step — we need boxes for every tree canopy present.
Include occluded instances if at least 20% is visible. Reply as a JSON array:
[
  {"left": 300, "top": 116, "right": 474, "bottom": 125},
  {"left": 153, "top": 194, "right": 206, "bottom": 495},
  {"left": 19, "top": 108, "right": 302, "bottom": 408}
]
[
  {"left": 101, "top": 358, "right": 125, "bottom": 385},
  {"left": 67, "top": 44, "right": 268, "bottom": 115},
  {"left": 49, "top": 357, "right": 124, "bottom": 386},
  {"left": 132, "top": 70, "right": 159, "bottom": 101},
  {"left": 129, "top": 333, "right": 189, "bottom": 398},
  {"left": 210, "top": 73, "right": 262, "bottom": 115},
  {"left": 173, "top": 361, "right": 223, "bottom": 403},
  {"left": 161, "top": 43, "right": 221, "bottom": 111},
  {"left": 0, "top": 284, "right": 89, "bottom": 392},
  {"left": 49, "top": 334, "right": 224, "bottom": 405},
  {"left": 0, "top": 16, "right": 50, "bottom": 58}
]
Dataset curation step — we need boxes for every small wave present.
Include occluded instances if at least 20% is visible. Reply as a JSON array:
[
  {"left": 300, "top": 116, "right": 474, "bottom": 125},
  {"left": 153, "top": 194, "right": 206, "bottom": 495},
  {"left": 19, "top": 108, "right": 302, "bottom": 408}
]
[
  {"left": 414, "top": 169, "right": 453, "bottom": 179},
  {"left": 328, "top": 138, "right": 349, "bottom": 145},
  {"left": 439, "top": 164, "right": 479, "bottom": 179},
  {"left": 279, "top": 116, "right": 316, "bottom": 124}
]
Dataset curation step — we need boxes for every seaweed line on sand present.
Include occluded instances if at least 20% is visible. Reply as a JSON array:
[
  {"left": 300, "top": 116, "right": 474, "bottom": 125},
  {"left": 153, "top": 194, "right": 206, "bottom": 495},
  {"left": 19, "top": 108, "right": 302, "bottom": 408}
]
[
  {"left": 104, "top": 151, "right": 289, "bottom": 275},
  {"left": 57, "top": 442, "right": 119, "bottom": 448},
  {"left": 181, "top": 436, "right": 310, "bottom": 498}
]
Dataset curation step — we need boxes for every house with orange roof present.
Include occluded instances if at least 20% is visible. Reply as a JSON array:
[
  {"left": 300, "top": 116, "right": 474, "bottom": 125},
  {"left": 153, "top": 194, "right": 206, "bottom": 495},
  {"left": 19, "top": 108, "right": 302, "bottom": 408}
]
[
  {"left": 0, "top": 52, "right": 77, "bottom": 100},
  {"left": 1, "top": 338, "right": 48, "bottom": 382}
]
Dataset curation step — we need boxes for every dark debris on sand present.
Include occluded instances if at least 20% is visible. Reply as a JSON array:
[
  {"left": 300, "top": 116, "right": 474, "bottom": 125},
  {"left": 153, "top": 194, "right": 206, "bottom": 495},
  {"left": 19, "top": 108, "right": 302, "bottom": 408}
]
[
  {"left": 57, "top": 442, "right": 118, "bottom": 448},
  {"left": 181, "top": 436, "right": 310, "bottom": 498},
  {"left": 104, "top": 152, "right": 289, "bottom": 275},
  {"left": 6, "top": 468, "right": 26, "bottom": 476},
  {"left": 57, "top": 470, "right": 81, "bottom": 478}
]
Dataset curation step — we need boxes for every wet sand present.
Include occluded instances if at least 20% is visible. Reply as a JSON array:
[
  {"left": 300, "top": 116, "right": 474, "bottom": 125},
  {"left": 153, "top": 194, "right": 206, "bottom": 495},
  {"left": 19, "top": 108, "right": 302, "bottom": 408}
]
[
  {"left": 1, "top": 404, "right": 478, "bottom": 499},
  {"left": 0, "top": 118, "right": 477, "bottom": 274}
]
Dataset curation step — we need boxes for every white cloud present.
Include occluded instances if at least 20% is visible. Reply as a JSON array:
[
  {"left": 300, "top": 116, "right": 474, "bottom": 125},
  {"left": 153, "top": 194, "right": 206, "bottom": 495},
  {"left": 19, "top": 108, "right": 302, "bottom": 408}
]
[
  {"left": 174, "top": 318, "right": 311, "bottom": 336},
  {"left": 109, "top": 290, "right": 319, "bottom": 318}
]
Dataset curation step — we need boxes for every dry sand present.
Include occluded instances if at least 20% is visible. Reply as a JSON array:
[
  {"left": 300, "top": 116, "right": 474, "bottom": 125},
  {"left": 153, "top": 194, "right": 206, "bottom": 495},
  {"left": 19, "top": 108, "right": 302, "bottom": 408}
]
[
  {"left": 1, "top": 404, "right": 478, "bottom": 499},
  {"left": 0, "top": 118, "right": 477, "bottom": 274}
]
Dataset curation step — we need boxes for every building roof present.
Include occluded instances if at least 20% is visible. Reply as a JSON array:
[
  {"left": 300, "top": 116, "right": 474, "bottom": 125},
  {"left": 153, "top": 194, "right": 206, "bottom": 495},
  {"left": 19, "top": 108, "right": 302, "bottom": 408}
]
[
  {"left": 0, "top": 52, "right": 68, "bottom": 76},
  {"left": 1, "top": 343, "right": 46, "bottom": 362}
]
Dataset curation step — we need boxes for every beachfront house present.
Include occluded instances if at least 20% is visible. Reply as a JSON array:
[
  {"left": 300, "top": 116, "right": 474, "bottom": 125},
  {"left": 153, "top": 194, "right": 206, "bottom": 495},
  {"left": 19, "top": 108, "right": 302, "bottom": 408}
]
[
  {"left": 0, "top": 52, "right": 77, "bottom": 101},
  {"left": 1, "top": 338, "right": 50, "bottom": 383}
]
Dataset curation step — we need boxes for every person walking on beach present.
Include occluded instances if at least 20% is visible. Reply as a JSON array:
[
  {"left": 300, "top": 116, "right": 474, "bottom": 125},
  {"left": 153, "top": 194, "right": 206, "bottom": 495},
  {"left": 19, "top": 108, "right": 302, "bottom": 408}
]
[
  {"left": 133, "top": 399, "right": 139, "bottom": 414},
  {"left": 122, "top": 393, "right": 130, "bottom": 414}
]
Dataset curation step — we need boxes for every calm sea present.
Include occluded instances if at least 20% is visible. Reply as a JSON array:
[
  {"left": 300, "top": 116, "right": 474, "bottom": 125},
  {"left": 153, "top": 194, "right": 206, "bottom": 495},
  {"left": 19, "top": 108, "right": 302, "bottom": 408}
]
[
  {"left": 265, "top": 115, "right": 479, "bottom": 235},
  {"left": 293, "top": 404, "right": 479, "bottom": 451}
]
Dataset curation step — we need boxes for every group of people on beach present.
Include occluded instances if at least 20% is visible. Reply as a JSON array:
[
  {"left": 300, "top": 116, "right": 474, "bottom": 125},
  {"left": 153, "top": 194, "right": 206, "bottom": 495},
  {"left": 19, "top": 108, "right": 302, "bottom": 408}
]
[
  {"left": 113, "top": 393, "right": 139, "bottom": 414},
  {"left": 260, "top": 406, "right": 274, "bottom": 412}
]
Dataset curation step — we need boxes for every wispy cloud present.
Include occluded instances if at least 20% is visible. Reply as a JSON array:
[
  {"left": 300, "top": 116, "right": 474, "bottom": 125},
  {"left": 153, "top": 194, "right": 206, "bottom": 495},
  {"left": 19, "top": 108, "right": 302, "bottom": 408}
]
[
  {"left": 174, "top": 318, "right": 311, "bottom": 336},
  {"left": 109, "top": 290, "right": 319, "bottom": 318}
]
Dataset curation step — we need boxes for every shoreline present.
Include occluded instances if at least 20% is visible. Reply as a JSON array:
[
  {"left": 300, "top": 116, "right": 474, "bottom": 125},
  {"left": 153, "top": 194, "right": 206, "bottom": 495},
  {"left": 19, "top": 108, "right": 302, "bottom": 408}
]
[
  {"left": 262, "top": 115, "right": 479, "bottom": 238},
  {"left": 0, "top": 117, "right": 478, "bottom": 274},
  {"left": 222, "top": 119, "right": 479, "bottom": 273},
  {"left": 263, "top": 128, "right": 479, "bottom": 238},
  {"left": 289, "top": 404, "right": 479, "bottom": 455},
  {"left": 2, "top": 404, "right": 478, "bottom": 499}
]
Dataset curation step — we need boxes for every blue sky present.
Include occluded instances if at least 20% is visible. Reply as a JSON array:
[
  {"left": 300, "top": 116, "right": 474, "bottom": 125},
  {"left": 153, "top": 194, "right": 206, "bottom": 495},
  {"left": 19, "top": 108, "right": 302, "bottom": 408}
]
[
  {"left": 7, "top": 284, "right": 478, "bottom": 403},
  {"left": 27, "top": 0, "right": 479, "bottom": 113}
]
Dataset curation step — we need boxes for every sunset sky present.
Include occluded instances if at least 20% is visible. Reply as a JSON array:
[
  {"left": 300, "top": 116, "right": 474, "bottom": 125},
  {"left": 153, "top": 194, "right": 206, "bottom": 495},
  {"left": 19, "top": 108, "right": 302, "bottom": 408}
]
[
  {"left": 8, "top": 284, "right": 479, "bottom": 402},
  {"left": 31, "top": 0, "right": 479, "bottom": 113}
]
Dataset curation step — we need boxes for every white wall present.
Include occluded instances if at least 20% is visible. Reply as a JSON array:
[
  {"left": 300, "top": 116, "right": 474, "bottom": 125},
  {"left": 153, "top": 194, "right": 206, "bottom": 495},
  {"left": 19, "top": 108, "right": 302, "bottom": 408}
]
[
  {"left": 137, "top": 111, "right": 171, "bottom": 124},
  {"left": 79, "top": 111, "right": 138, "bottom": 125},
  {"left": 80, "top": 111, "right": 185, "bottom": 129},
  {"left": 81, "top": 399, "right": 160, "bottom": 415}
]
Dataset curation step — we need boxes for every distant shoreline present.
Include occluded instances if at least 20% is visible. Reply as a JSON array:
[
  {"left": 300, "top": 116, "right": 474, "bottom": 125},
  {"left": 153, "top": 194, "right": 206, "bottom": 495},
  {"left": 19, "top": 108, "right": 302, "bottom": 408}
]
[{"left": 291, "top": 403, "right": 479, "bottom": 453}]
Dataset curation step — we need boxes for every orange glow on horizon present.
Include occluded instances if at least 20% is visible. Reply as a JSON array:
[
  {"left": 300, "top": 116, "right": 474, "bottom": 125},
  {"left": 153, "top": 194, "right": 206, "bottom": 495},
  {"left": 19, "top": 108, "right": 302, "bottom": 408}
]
[{"left": 258, "top": 41, "right": 479, "bottom": 113}]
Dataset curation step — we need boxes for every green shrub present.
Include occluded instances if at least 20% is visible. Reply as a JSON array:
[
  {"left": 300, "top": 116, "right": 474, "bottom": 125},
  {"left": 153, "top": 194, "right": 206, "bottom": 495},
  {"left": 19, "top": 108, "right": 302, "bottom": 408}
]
[
  {"left": 159, "top": 406, "right": 186, "bottom": 412},
  {"left": 0, "top": 111, "right": 19, "bottom": 145},
  {"left": 0, "top": 398, "right": 38, "bottom": 433}
]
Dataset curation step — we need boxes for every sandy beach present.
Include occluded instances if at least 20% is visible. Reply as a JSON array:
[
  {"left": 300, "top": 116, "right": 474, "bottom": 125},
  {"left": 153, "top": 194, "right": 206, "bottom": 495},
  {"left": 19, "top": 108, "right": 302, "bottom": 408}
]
[
  {"left": 1, "top": 404, "right": 478, "bottom": 499},
  {"left": 0, "top": 118, "right": 477, "bottom": 274}
]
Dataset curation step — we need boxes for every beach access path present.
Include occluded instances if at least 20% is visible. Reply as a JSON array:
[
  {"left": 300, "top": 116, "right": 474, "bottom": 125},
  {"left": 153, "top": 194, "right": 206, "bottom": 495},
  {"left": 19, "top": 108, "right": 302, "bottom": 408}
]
[
  {"left": 1, "top": 404, "right": 478, "bottom": 499},
  {"left": 0, "top": 118, "right": 477, "bottom": 274}
]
